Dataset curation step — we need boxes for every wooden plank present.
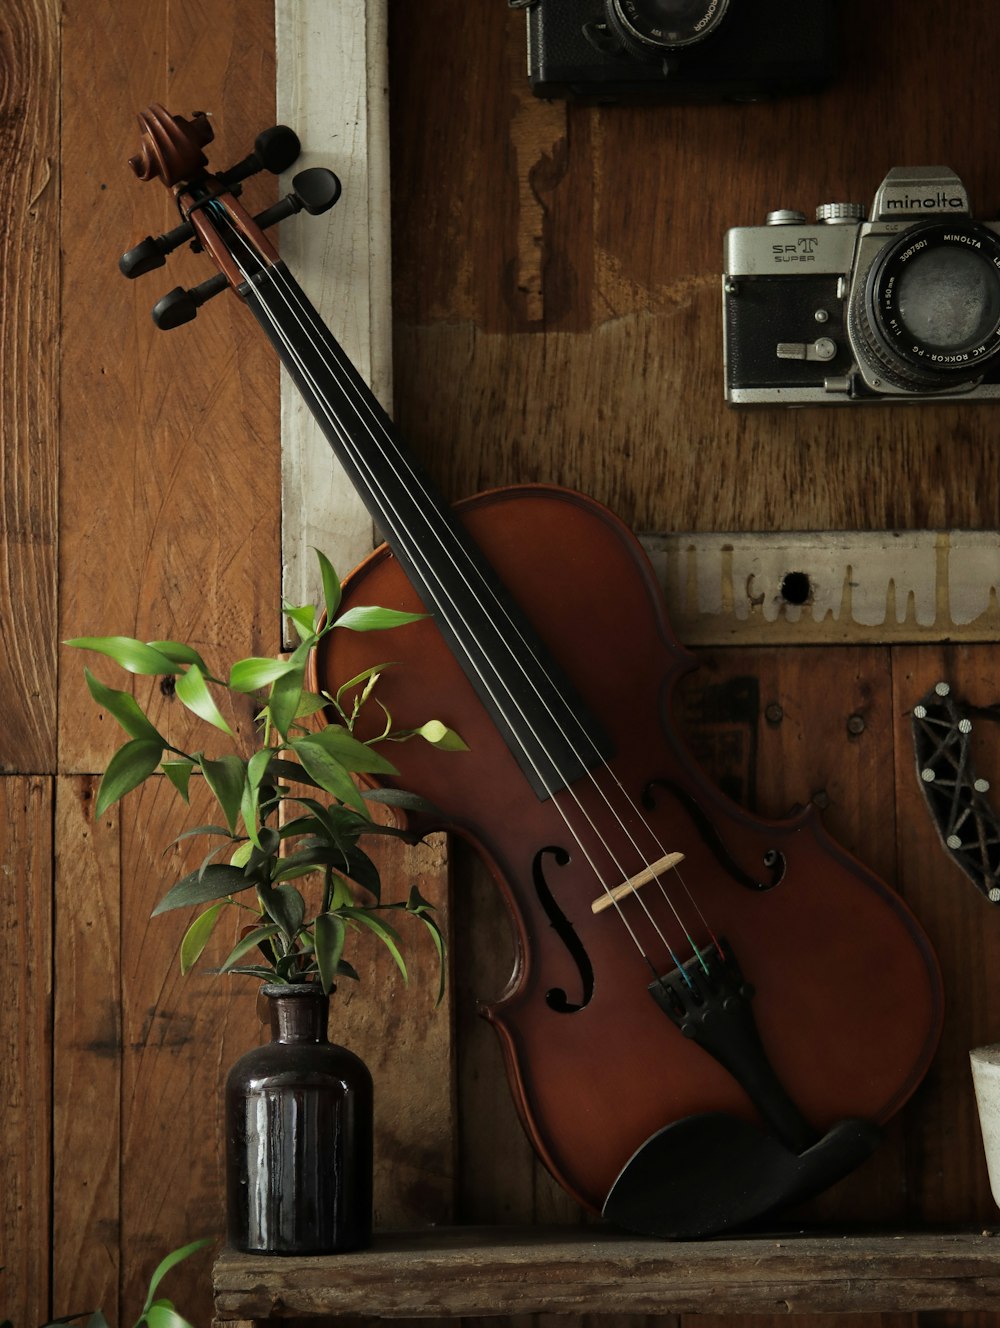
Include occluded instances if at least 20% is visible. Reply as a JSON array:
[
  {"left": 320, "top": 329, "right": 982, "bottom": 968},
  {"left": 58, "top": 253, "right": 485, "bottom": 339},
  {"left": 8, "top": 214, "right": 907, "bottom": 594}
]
[
  {"left": 890, "top": 645, "right": 1000, "bottom": 1224},
  {"left": 212, "top": 1227, "right": 1000, "bottom": 1319},
  {"left": 0, "top": 0, "right": 59, "bottom": 771},
  {"left": 0, "top": 777, "right": 53, "bottom": 1328},
  {"left": 51, "top": 775, "right": 122, "bottom": 1318},
  {"left": 276, "top": 0, "right": 391, "bottom": 621},
  {"left": 643, "top": 531, "right": 1000, "bottom": 646},
  {"left": 58, "top": 4, "right": 280, "bottom": 1322}
]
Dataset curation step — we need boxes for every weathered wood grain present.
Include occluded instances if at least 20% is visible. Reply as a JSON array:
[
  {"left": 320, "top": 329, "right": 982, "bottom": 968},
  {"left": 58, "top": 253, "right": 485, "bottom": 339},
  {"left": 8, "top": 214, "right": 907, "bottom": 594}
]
[
  {"left": 213, "top": 1227, "right": 1000, "bottom": 1319},
  {"left": 51, "top": 775, "right": 122, "bottom": 1318},
  {"left": 0, "top": 0, "right": 59, "bottom": 771},
  {"left": 890, "top": 645, "right": 1000, "bottom": 1225},
  {"left": 58, "top": 4, "right": 280, "bottom": 1322},
  {"left": 0, "top": 777, "right": 52, "bottom": 1327}
]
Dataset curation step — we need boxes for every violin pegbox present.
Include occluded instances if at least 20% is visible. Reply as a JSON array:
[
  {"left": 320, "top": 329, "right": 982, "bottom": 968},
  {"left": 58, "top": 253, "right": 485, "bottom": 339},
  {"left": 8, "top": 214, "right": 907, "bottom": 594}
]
[{"left": 119, "top": 103, "right": 341, "bottom": 329}]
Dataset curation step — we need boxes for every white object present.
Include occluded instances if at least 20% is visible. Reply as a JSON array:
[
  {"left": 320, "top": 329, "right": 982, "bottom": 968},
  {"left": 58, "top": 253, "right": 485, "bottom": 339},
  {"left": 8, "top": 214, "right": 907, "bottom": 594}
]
[{"left": 970, "top": 1044, "right": 1000, "bottom": 1205}]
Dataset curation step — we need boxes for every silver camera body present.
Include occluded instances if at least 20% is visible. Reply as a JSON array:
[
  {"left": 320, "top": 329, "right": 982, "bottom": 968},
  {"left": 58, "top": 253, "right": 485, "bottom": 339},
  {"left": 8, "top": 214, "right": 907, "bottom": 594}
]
[{"left": 723, "top": 167, "right": 1000, "bottom": 405}]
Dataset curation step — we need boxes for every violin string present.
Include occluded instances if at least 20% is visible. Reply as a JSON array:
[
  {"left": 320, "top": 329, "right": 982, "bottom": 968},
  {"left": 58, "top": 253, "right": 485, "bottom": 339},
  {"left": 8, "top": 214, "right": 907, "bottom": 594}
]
[
  {"left": 238, "top": 223, "right": 716, "bottom": 975},
  {"left": 214, "top": 204, "right": 713, "bottom": 973}
]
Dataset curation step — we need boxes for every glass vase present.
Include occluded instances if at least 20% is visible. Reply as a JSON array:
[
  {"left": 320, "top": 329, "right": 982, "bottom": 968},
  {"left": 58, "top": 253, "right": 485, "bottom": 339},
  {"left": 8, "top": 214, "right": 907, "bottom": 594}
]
[{"left": 225, "top": 982, "right": 373, "bottom": 1254}]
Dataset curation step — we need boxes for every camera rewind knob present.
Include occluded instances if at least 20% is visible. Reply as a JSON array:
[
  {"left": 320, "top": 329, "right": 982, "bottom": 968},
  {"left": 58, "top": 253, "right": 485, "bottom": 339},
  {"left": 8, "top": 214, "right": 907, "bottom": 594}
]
[
  {"left": 816, "top": 202, "right": 865, "bottom": 224},
  {"left": 765, "top": 210, "right": 806, "bottom": 226}
]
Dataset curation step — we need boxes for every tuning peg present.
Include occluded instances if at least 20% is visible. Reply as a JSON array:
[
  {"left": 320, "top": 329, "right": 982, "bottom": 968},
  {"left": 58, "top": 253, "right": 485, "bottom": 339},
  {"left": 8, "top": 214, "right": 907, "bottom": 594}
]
[
  {"left": 151, "top": 272, "right": 229, "bottom": 330},
  {"left": 219, "top": 124, "right": 301, "bottom": 188},
  {"left": 254, "top": 168, "right": 343, "bottom": 231},
  {"left": 119, "top": 218, "right": 196, "bottom": 279}
]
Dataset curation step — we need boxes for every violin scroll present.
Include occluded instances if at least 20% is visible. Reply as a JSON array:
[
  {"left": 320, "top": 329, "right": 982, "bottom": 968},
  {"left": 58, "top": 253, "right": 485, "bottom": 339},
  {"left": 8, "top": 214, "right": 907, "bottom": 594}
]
[{"left": 128, "top": 103, "right": 214, "bottom": 185}]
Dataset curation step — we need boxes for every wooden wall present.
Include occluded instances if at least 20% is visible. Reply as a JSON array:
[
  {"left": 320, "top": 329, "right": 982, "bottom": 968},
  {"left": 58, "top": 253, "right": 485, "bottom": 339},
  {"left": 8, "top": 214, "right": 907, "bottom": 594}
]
[{"left": 5, "top": 0, "right": 1000, "bottom": 1323}]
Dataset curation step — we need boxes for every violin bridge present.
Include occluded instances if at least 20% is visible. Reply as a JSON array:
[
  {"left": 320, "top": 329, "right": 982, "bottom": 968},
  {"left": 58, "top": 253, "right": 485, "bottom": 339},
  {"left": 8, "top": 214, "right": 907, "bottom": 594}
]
[{"left": 591, "top": 852, "right": 686, "bottom": 914}]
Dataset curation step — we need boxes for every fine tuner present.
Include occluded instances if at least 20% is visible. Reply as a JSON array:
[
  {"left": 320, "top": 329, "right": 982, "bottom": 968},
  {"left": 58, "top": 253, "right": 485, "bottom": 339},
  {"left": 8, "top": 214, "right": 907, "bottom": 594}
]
[{"left": 118, "top": 107, "right": 341, "bottom": 330}]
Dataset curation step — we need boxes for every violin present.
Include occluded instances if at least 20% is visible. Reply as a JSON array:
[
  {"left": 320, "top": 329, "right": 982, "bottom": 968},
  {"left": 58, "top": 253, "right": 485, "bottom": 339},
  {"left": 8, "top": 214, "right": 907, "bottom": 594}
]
[{"left": 121, "top": 104, "right": 943, "bottom": 1238}]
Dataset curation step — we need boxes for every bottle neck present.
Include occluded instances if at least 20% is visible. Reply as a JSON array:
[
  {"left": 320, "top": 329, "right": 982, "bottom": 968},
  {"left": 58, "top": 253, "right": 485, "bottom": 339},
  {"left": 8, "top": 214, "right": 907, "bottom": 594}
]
[{"left": 265, "top": 986, "right": 330, "bottom": 1044}]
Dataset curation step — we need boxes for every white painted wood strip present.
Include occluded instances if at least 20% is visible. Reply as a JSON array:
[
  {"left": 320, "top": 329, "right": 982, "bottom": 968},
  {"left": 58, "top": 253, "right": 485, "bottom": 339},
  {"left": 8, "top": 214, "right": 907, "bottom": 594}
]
[
  {"left": 641, "top": 530, "right": 1000, "bottom": 645},
  {"left": 276, "top": 0, "right": 391, "bottom": 629}
]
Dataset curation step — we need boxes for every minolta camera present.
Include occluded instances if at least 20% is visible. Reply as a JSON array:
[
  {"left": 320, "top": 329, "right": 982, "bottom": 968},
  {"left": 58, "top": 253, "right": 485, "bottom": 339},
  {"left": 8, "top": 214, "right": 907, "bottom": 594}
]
[
  {"left": 723, "top": 167, "right": 1000, "bottom": 405},
  {"left": 517, "top": 0, "right": 836, "bottom": 104}
]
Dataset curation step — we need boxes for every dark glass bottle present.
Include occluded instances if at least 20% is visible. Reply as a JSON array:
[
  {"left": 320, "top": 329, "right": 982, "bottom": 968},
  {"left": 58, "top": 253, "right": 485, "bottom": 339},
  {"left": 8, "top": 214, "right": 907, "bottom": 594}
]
[{"left": 225, "top": 983, "right": 373, "bottom": 1254}]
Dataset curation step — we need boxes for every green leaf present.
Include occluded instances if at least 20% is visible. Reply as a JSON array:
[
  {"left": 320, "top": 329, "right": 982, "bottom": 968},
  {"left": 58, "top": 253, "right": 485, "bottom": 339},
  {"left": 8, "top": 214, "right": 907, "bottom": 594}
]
[
  {"left": 295, "top": 725, "right": 399, "bottom": 776},
  {"left": 315, "top": 548, "right": 342, "bottom": 621},
  {"left": 151, "top": 864, "right": 249, "bottom": 915},
  {"left": 179, "top": 902, "right": 227, "bottom": 975},
  {"left": 230, "top": 840, "right": 254, "bottom": 868},
  {"left": 314, "top": 911, "right": 346, "bottom": 994},
  {"left": 200, "top": 754, "right": 246, "bottom": 834},
  {"left": 286, "top": 797, "right": 363, "bottom": 851},
  {"left": 240, "top": 747, "right": 274, "bottom": 847},
  {"left": 266, "top": 757, "right": 323, "bottom": 790},
  {"left": 161, "top": 759, "right": 195, "bottom": 802},
  {"left": 335, "top": 662, "right": 394, "bottom": 703},
  {"left": 95, "top": 737, "right": 164, "bottom": 816},
  {"left": 220, "top": 923, "right": 283, "bottom": 972},
  {"left": 362, "top": 787, "right": 440, "bottom": 815},
  {"left": 343, "top": 844, "right": 381, "bottom": 900},
  {"left": 291, "top": 737, "right": 368, "bottom": 815},
  {"left": 258, "top": 883, "right": 306, "bottom": 939},
  {"left": 284, "top": 602, "right": 318, "bottom": 642},
  {"left": 83, "top": 668, "right": 164, "bottom": 742},
  {"left": 65, "top": 635, "right": 182, "bottom": 675},
  {"left": 174, "top": 665, "right": 234, "bottom": 736},
  {"left": 407, "top": 719, "right": 469, "bottom": 751},
  {"left": 334, "top": 605, "right": 427, "bottom": 632},
  {"left": 165, "top": 824, "right": 233, "bottom": 848},
  {"left": 228, "top": 657, "right": 297, "bottom": 693},
  {"left": 341, "top": 906, "right": 408, "bottom": 982},
  {"left": 415, "top": 908, "right": 447, "bottom": 1005},
  {"left": 147, "top": 640, "right": 210, "bottom": 672},
  {"left": 294, "top": 691, "right": 328, "bottom": 720},
  {"left": 267, "top": 661, "right": 305, "bottom": 739},
  {"left": 142, "top": 1237, "right": 213, "bottom": 1313},
  {"left": 143, "top": 1304, "right": 196, "bottom": 1328}
]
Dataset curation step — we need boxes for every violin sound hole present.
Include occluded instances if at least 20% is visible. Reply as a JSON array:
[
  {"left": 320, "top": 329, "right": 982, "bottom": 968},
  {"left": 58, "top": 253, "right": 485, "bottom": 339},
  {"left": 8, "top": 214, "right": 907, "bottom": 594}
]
[{"left": 532, "top": 846, "right": 594, "bottom": 1013}]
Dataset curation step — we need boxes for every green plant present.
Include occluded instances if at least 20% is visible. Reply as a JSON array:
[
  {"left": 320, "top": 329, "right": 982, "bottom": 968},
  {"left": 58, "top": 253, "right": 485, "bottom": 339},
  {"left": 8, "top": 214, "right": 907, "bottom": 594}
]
[
  {"left": 1, "top": 1237, "right": 210, "bottom": 1328},
  {"left": 67, "top": 551, "right": 463, "bottom": 998}
]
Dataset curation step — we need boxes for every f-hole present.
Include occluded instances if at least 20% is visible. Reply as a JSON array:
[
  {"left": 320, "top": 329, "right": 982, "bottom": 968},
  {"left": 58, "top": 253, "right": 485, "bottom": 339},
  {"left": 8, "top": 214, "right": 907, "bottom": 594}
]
[{"left": 532, "top": 846, "right": 593, "bottom": 1013}]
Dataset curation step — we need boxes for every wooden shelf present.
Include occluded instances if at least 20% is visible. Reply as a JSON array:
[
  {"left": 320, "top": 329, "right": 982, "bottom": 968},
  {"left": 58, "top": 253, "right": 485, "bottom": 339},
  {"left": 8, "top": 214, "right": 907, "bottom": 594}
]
[{"left": 213, "top": 1225, "right": 1000, "bottom": 1322}]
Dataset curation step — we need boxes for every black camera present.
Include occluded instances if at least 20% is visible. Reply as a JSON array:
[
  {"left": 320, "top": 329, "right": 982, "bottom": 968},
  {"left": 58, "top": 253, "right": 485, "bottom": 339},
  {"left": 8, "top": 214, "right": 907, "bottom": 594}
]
[{"left": 517, "top": 0, "right": 837, "bottom": 104}]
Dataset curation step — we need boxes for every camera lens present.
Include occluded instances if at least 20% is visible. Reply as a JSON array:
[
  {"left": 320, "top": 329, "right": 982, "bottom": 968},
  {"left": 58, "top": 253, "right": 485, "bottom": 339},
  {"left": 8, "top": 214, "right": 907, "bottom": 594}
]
[
  {"left": 850, "top": 221, "right": 1000, "bottom": 391},
  {"left": 605, "top": 0, "right": 730, "bottom": 54}
]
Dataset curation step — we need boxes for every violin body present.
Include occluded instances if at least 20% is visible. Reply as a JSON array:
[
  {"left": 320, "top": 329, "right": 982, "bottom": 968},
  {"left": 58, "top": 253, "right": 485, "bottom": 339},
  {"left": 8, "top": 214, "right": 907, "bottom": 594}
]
[{"left": 314, "top": 483, "right": 943, "bottom": 1217}]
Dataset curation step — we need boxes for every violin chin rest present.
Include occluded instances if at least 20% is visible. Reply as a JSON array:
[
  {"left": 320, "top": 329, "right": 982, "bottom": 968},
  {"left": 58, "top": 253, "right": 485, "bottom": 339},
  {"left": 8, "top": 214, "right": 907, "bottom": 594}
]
[{"left": 602, "top": 1113, "right": 881, "bottom": 1239}]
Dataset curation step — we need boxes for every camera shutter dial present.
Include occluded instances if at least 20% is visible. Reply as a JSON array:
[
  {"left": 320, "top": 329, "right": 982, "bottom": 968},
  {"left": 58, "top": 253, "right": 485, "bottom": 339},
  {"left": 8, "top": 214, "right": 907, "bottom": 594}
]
[
  {"left": 605, "top": 0, "right": 730, "bottom": 55},
  {"left": 850, "top": 220, "right": 1000, "bottom": 391},
  {"left": 816, "top": 202, "right": 865, "bottom": 224}
]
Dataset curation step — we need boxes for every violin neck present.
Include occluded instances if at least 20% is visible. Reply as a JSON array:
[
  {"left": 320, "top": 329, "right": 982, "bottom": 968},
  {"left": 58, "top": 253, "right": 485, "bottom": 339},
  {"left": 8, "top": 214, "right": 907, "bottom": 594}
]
[{"left": 243, "top": 260, "right": 610, "bottom": 798}]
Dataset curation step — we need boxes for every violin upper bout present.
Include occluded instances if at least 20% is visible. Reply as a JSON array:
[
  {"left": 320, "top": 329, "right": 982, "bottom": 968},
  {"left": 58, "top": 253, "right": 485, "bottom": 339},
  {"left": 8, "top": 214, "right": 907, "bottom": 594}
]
[{"left": 128, "top": 103, "right": 214, "bottom": 185}]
